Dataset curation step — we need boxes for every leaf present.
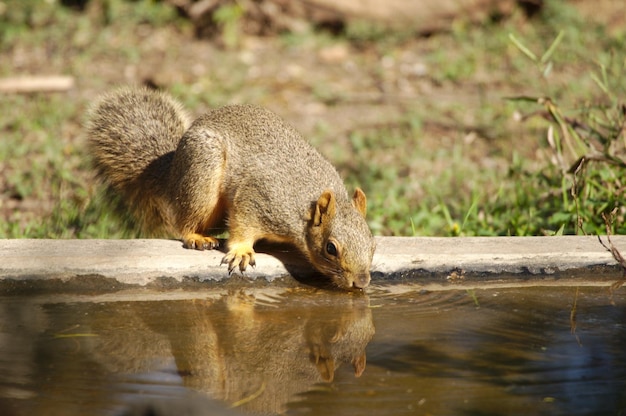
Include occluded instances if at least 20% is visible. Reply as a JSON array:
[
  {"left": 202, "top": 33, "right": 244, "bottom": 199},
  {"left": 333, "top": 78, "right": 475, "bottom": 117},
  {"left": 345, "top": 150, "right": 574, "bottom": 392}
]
[
  {"left": 503, "top": 95, "right": 543, "bottom": 103},
  {"left": 554, "top": 223, "right": 565, "bottom": 236}
]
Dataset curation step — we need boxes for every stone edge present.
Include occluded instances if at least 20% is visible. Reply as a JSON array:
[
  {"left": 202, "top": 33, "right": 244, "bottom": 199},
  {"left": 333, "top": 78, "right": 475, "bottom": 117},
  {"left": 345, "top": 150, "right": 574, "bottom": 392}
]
[{"left": 0, "top": 236, "right": 624, "bottom": 293}]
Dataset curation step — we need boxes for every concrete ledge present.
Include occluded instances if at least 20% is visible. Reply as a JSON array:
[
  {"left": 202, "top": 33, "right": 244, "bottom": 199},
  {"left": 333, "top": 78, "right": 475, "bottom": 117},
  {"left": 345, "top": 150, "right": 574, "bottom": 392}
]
[{"left": 0, "top": 236, "right": 625, "bottom": 293}]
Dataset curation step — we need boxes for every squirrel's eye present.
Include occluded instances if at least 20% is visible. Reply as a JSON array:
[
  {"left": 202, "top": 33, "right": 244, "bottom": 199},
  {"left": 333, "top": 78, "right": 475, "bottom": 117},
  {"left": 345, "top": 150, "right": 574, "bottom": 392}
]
[{"left": 326, "top": 241, "right": 338, "bottom": 256}]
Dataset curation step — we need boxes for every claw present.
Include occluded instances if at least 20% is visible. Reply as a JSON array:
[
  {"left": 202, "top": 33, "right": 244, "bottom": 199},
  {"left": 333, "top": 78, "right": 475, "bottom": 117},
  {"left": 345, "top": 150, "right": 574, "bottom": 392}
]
[
  {"left": 183, "top": 233, "right": 219, "bottom": 251},
  {"left": 221, "top": 244, "right": 256, "bottom": 275}
]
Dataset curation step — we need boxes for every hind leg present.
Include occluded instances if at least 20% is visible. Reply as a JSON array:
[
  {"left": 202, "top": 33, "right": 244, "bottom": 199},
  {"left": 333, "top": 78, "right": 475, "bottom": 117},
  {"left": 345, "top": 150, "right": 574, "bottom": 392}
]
[
  {"left": 169, "top": 127, "right": 227, "bottom": 251},
  {"left": 180, "top": 194, "right": 227, "bottom": 250}
]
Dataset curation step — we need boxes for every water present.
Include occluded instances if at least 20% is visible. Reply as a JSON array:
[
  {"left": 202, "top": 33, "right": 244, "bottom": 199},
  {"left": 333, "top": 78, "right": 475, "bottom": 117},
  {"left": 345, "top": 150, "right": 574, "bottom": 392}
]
[{"left": 0, "top": 285, "right": 624, "bottom": 416}]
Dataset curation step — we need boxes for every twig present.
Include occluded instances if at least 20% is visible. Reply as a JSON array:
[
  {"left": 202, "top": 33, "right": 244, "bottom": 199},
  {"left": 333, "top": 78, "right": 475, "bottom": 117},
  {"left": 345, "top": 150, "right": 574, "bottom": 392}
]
[
  {"left": 598, "top": 210, "right": 626, "bottom": 303},
  {"left": 570, "top": 286, "right": 582, "bottom": 347},
  {"left": 0, "top": 76, "right": 75, "bottom": 93}
]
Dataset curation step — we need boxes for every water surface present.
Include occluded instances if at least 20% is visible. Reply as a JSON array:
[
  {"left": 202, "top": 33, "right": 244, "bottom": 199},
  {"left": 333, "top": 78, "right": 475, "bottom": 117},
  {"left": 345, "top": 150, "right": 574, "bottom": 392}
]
[{"left": 0, "top": 285, "right": 624, "bottom": 415}]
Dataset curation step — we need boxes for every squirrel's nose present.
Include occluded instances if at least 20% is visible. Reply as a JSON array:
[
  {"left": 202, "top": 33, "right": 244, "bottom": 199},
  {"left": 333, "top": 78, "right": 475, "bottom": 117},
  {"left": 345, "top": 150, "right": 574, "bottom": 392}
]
[{"left": 352, "top": 273, "right": 371, "bottom": 289}]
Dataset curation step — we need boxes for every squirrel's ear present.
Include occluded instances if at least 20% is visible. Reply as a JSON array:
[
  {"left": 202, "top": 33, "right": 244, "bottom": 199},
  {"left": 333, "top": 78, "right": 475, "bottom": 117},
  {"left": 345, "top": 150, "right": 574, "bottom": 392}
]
[
  {"left": 352, "top": 188, "right": 367, "bottom": 218},
  {"left": 313, "top": 190, "right": 336, "bottom": 226},
  {"left": 352, "top": 352, "right": 367, "bottom": 378},
  {"left": 315, "top": 356, "right": 336, "bottom": 382}
]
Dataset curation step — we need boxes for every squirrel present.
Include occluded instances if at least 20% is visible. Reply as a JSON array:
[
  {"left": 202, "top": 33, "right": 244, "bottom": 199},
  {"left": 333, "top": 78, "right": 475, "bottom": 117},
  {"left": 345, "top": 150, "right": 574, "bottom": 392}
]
[{"left": 86, "top": 86, "right": 375, "bottom": 289}]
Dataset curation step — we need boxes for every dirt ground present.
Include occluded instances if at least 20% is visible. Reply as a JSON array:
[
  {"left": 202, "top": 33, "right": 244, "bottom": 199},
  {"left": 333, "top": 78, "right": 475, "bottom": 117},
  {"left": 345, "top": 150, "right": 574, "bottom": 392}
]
[{"left": 65, "top": 0, "right": 621, "bottom": 137}]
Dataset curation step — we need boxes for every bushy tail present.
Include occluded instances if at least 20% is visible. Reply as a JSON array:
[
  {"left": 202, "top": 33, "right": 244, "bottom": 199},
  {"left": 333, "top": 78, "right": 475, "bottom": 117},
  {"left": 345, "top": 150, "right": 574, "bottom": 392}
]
[{"left": 86, "top": 87, "right": 190, "bottom": 234}]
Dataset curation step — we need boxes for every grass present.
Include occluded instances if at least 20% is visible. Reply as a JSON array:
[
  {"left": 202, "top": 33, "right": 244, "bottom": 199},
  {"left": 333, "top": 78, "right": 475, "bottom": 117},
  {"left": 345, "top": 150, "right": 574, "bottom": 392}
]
[
  {"left": 339, "top": 1, "right": 626, "bottom": 236},
  {"left": 0, "top": 0, "right": 625, "bottom": 239}
]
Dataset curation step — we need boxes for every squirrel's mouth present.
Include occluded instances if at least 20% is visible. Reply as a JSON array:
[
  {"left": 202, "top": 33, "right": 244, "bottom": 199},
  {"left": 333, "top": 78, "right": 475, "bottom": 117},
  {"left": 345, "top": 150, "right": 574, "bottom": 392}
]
[
  {"left": 309, "top": 256, "right": 371, "bottom": 291},
  {"left": 335, "top": 271, "right": 370, "bottom": 291},
  {"left": 351, "top": 273, "right": 371, "bottom": 290}
]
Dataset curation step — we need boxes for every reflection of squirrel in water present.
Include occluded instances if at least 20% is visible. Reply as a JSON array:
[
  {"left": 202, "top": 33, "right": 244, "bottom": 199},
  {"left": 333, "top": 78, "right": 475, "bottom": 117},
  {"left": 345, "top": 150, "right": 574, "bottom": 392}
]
[
  {"left": 170, "top": 291, "right": 375, "bottom": 414},
  {"left": 86, "top": 87, "right": 375, "bottom": 289},
  {"left": 77, "top": 291, "right": 374, "bottom": 415}
]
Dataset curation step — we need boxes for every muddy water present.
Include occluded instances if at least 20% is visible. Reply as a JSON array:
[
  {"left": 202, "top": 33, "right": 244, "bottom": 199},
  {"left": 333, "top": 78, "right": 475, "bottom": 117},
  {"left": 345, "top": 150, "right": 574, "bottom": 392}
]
[{"left": 0, "top": 285, "right": 624, "bottom": 416}]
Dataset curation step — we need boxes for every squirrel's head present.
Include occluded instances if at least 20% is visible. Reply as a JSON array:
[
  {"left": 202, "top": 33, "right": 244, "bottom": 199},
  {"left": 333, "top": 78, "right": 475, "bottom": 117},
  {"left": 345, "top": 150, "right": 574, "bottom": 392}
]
[{"left": 306, "top": 188, "right": 376, "bottom": 290}]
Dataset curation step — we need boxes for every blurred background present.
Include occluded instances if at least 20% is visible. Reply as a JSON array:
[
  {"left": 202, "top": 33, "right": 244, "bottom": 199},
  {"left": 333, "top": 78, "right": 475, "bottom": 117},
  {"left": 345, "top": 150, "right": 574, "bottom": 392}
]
[{"left": 1, "top": 0, "right": 625, "bottom": 238}]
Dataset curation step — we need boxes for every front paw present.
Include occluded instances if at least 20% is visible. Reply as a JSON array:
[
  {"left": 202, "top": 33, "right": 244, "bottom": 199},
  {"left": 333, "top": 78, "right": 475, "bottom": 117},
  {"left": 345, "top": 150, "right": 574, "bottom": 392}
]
[{"left": 221, "top": 244, "right": 256, "bottom": 274}]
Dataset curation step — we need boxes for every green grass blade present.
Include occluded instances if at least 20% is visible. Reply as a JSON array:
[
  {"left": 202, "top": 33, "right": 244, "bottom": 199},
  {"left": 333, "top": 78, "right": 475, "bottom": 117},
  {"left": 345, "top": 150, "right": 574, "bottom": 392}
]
[
  {"left": 509, "top": 33, "right": 538, "bottom": 62},
  {"left": 540, "top": 30, "right": 564, "bottom": 64},
  {"left": 590, "top": 71, "right": 611, "bottom": 96}
]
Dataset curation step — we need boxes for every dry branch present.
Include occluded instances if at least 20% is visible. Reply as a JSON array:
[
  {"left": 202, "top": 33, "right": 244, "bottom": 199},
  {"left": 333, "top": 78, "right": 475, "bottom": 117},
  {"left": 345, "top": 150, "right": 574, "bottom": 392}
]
[{"left": 0, "top": 76, "right": 75, "bottom": 93}]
